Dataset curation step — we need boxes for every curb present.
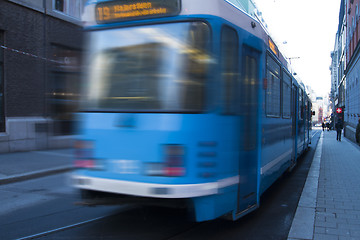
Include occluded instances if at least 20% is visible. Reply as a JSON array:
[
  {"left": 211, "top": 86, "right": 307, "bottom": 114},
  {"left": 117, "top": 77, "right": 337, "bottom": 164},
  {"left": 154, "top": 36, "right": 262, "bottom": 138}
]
[
  {"left": 0, "top": 165, "right": 73, "bottom": 185},
  {"left": 287, "top": 132, "right": 323, "bottom": 240}
]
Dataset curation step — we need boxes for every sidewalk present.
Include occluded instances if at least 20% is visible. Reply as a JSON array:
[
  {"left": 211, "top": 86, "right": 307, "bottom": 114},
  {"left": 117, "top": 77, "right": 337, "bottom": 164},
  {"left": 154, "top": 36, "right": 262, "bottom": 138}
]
[
  {"left": 288, "top": 131, "right": 360, "bottom": 240},
  {"left": 0, "top": 148, "right": 73, "bottom": 185}
]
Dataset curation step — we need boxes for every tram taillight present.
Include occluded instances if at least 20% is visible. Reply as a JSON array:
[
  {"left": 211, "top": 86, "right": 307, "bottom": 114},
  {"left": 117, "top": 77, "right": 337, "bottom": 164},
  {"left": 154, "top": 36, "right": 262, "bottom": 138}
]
[
  {"left": 164, "top": 145, "right": 185, "bottom": 177},
  {"left": 74, "top": 140, "right": 96, "bottom": 169},
  {"left": 145, "top": 144, "right": 186, "bottom": 177}
]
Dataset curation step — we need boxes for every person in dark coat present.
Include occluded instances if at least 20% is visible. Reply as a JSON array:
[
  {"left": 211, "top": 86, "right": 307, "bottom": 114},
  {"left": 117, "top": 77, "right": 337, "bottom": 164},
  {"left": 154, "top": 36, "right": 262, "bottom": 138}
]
[
  {"left": 322, "top": 122, "right": 325, "bottom": 131},
  {"left": 356, "top": 118, "right": 360, "bottom": 145},
  {"left": 335, "top": 119, "right": 343, "bottom": 141}
]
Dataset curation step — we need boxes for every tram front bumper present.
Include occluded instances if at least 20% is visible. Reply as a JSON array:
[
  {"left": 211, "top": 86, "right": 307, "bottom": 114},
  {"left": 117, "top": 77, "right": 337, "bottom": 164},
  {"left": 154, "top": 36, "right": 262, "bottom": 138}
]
[{"left": 72, "top": 175, "right": 239, "bottom": 199}]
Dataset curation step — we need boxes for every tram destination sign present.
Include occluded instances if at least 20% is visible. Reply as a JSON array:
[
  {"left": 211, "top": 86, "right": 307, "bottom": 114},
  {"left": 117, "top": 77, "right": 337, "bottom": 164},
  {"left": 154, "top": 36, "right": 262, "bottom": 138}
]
[{"left": 96, "top": 0, "right": 181, "bottom": 23}]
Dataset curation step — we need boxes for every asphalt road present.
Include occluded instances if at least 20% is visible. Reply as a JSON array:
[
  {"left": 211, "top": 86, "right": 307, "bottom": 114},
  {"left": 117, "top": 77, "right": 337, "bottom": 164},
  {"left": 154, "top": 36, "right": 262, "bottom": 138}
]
[{"left": 0, "top": 130, "right": 321, "bottom": 240}]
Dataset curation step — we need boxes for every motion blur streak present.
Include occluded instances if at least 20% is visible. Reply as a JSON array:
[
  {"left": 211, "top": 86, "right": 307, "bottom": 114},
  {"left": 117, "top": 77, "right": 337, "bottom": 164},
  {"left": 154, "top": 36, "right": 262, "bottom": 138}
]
[{"left": 73, "top": 0, "right": 312, "bottom": 222}]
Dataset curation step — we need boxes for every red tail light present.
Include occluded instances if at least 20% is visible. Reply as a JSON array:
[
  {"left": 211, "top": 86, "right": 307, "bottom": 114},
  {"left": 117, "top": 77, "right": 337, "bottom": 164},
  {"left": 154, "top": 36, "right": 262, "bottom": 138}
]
[
  {"left": 164, "top": 167, "right": 185, "bottom": 177},
  {"left": 164, "top": 145, "right": 185, "bottom": 177},
  {"left": 74, "top": 140, "right": 95, "bottom": 169},
  {"left": 74, "top": 160, "right": 95, "bottom": 168}
]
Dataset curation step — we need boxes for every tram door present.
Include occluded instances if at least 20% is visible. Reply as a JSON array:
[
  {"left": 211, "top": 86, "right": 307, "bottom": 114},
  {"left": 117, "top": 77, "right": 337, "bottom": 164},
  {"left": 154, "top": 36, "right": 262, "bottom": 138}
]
[
  {"left": 237, "top": 46, "right": 260, "bottom": 214},
  {"left": 291, "top": 84, "right": 298, "bottom": 161}
]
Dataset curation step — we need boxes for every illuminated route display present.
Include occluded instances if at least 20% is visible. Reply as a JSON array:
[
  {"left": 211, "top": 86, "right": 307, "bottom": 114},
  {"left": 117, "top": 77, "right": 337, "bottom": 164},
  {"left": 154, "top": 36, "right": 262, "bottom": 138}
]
[
  {"left": 96, "top": 0, "right": 181, "bottom": 23},
  {"left": 268, "top": 37, "right": 278, "bottom": 57}
]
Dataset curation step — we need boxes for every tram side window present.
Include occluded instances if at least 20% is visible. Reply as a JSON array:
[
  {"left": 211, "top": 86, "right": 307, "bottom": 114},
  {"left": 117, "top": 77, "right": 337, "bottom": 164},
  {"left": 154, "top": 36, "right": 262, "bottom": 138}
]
[
  {"left": 221, "top": 26, "right": 239, "bottom": 115},
  {"left": 282, "top": 72, "right": 291, "bottom": 118},
  {"left": 0, "top": 32, "right": 4, "bottom": 132},
  {"left": 308, "top": 101, "right": 312, "bottom": 123},
  {"left": 305, "top": 100, "right": 309, "bottom": 122},
  {"left": 266, "top": 54, "right": 281, "bottom": 117},
  {"left": 299, "top": 89, "right": 304, "bottom": 120}
]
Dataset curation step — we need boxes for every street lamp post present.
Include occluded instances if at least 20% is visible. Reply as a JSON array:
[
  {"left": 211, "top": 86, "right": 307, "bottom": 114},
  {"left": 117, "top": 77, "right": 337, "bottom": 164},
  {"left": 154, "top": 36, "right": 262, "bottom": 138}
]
[
  {"left": 287, "top": 56, "right": 300, "bottom": 75},
  {"left": 287, "top": 56, "right": 300, "bottom": 65}
]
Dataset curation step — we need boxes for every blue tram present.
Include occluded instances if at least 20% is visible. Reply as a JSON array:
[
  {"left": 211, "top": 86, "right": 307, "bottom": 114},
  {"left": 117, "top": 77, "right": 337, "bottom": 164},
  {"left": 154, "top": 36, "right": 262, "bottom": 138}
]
[{"left": 72, "top": 0, "right": 312, "bottom": 222}]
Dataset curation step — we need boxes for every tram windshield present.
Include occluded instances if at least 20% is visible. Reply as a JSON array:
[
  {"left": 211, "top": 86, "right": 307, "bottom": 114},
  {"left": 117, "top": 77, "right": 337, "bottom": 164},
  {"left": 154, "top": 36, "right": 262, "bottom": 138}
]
[{"left": 82, "top": 22, "right": 211, "bottom": 112}]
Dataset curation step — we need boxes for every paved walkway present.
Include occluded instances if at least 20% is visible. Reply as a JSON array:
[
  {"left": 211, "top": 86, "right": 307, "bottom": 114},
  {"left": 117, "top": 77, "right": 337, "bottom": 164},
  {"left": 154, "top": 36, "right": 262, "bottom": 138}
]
[
  {"left": 288, "top": 130, "right": 360, "bottom": 240},
  {"left": 0, "top": 148, "right": 73, "bottom": 185}
]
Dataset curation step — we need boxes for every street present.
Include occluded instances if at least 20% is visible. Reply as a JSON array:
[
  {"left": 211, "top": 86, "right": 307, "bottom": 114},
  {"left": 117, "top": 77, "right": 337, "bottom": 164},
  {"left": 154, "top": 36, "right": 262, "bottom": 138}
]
[{"left": 0, "top": 131, "right": 321, "bottom": 240}]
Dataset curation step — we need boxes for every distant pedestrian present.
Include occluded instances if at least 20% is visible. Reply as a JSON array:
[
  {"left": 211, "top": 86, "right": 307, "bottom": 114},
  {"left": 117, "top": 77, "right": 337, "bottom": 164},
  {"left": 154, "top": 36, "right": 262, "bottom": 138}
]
[
  {"left": 322, "top": 122, "right": 325, "bottom": 131},
  {"left": 326, "top": 122, "right": 330, "bottom": 131},
  {"left": 335, "top": 119, "right": 343, "bottom": 141},
  {"left": 356, "top": 118, "right": 360, "bottom": 145}
]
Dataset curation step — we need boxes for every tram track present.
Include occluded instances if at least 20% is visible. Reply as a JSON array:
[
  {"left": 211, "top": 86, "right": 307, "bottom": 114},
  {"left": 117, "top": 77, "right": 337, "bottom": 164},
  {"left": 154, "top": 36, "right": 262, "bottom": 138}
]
[
  {"left": 160, "top": 224, "right": 201, "bottom": 240},
  {"left": 14, "top": 205, "right": 134, "bottom": 240},
  {"left": 15, "top": 215, "right": 108, "bottom": 240}
]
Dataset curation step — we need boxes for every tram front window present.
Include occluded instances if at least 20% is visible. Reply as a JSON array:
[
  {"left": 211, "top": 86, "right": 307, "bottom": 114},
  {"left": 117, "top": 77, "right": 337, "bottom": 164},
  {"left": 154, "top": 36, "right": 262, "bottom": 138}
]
[{"left": 83, "top": 22, "right": 211, "bottom": 112}]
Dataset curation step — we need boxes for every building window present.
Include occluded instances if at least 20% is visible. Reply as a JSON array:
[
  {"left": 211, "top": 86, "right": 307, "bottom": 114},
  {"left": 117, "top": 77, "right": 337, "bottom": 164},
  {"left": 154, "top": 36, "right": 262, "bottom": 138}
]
[
  {"left": 50, "top": 44, "right": 82, "bottom": 135},
  {"left": 53, "top": 0, "right": 83, "bottom": 19},
  {"left": 55, "top": 0, "right": 64, "bottom": 12},
  {"left": 353, "top": 16, "right": 355, "bottom": 29}
]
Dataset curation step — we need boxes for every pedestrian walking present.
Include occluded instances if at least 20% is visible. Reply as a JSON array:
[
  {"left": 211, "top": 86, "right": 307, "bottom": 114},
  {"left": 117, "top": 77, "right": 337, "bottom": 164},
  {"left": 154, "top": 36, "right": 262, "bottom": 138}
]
[
  {"left": 356, "top": 118, "right": 360, "bottom": 145},
  {"left": 322, "top": 122, "right": 325, "bottom": 131},
  {"left": 335, "top": 119, "right": 343, "bottom": 141}
]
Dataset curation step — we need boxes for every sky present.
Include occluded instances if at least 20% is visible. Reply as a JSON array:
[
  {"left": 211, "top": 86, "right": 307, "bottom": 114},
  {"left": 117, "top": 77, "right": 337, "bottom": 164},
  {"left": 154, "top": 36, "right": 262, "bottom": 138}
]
[{"left": 254, "top": 0, "right": 341, "bottom": 97}]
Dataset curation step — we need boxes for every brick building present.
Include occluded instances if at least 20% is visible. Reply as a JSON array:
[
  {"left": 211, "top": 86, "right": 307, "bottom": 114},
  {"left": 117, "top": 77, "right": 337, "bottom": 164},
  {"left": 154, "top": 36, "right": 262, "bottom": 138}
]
[
  {"left": 344, "top": 0, "right": 360, "bottom": 142},
  {"left": 0, "top": 0, "right": 85, "bottom": 152}
]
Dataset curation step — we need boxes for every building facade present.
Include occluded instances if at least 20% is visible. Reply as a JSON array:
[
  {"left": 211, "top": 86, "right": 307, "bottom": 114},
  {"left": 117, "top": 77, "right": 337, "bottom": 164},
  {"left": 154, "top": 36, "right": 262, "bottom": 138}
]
[
  {"left": 331, "top": 0, "right": 360, "bottom": 143},
  {"left": 0, "top": 0, "right": 85, "bottom": 152},
  {"left": 344, "top": 0, "right": 360, "bottom": 142},
  {"left": 331, "top": 0, "right": 346, "bottom": 123}
]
